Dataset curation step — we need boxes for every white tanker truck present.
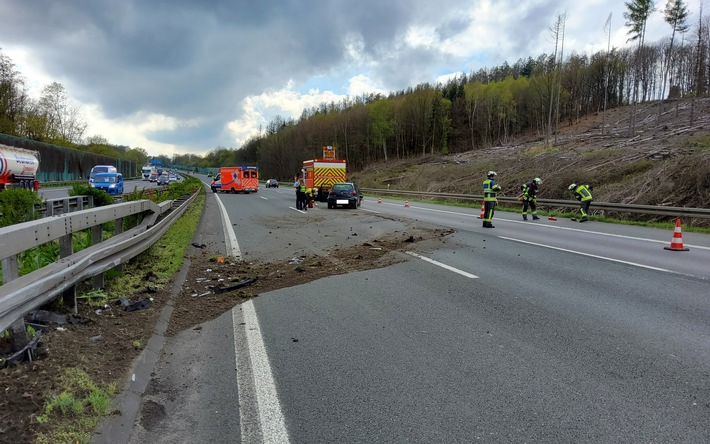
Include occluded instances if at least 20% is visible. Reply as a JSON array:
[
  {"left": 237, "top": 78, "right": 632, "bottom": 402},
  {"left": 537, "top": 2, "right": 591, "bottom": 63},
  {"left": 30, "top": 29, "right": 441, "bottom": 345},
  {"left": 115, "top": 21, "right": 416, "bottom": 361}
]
[{"left": 0, "top": 144, "right": 40, "bottom": 191}]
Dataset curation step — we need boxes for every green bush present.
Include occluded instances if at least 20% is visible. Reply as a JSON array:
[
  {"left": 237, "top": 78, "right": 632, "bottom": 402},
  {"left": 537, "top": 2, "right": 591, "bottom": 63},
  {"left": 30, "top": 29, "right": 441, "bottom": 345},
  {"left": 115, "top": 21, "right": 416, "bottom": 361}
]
[
  {"left": 0, "top": 188, "right": 42, "bottom": 227},
  {"left": 68, "top": 184, "right": 114, "bottom": 207}
]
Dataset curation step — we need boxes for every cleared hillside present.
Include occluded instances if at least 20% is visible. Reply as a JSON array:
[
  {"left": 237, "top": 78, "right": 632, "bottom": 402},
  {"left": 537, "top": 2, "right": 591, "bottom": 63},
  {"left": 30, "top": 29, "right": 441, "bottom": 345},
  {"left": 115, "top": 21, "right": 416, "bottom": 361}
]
[{"left": 350, "top": 98, "right": 710, "bottom": 220}]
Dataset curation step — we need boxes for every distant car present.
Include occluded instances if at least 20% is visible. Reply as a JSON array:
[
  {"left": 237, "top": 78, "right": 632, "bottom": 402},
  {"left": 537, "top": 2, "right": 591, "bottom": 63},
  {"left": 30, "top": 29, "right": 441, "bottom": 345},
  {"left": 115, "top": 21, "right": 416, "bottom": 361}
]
[
  {"left": 327, "top": 182, "right": 363, "bottom": 209},
  {"left": 90, "top": 172, "right": 124, "bottom": 195},
  {"left": 149, "top": 171, "right": 159, "bottom": 182},
  {"left": 207, "top": 172, "right": 213, "bottom": 177},
  {"left": 168, "top": 173, "right": 179, "bottom": 183},
  {"left": 157, "top": 172, "right": 169, "bottom": 185},
  {"left": 265, "top": 179, "right": 279, "bottom": 188},
  {"left": 89, "top": 165, "right": 118, "bottom": 184}
]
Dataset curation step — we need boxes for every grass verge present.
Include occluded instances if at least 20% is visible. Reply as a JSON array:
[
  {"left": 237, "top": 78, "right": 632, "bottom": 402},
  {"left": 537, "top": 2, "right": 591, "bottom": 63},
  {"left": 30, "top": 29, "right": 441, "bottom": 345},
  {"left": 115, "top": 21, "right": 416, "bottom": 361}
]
[{"left": 33, "top": 186, "right": 205, "bottom": 442}]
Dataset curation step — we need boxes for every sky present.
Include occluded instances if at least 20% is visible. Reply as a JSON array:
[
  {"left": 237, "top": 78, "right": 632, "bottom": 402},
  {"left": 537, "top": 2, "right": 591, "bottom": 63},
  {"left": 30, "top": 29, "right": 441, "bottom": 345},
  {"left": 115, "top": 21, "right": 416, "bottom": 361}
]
[{"left": 0, "top": 0, "right": 705, "bottom": 158}]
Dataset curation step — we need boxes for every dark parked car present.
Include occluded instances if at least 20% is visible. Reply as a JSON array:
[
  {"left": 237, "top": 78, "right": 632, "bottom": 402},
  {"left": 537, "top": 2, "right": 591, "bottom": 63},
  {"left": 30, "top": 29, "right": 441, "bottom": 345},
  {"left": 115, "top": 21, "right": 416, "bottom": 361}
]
[
  {"left": 265, "top": 179, "right": 279, "bottom": 188},
  {"left": 327, "top": 182, "right": 363, "bottom": 209}
]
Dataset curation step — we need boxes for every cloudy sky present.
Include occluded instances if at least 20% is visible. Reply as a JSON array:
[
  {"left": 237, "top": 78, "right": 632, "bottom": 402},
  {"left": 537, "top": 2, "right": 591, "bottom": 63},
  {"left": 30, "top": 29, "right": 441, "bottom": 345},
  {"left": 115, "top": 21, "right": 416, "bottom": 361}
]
[{"left": 0, "top": 0, "right": 703, "bottom": 158}]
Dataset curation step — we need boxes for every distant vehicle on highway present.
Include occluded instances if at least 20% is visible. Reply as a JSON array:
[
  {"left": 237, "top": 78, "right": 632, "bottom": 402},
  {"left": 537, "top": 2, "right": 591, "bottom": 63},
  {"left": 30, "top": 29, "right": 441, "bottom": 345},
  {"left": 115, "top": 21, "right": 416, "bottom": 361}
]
[
  {"left": 149, "top": 171, "right": 159, "bottom": 182},
  {"left": 90, "top": 172, "right": 124, "bottom": 195},
  {"left": 141, "top": 164, "right": 156, "bottom": 181},
  {"left": 157, "top": 172, "right": 169, "bottom": 185},
  {"left": 89, "top": 165, "right": 117, "bottom": 184},
  {"left": 168, "top": 173, "right": 179, "bottom": 183},
  {"left": 265, "top": 179, "right": 279, "bottom": 188}
]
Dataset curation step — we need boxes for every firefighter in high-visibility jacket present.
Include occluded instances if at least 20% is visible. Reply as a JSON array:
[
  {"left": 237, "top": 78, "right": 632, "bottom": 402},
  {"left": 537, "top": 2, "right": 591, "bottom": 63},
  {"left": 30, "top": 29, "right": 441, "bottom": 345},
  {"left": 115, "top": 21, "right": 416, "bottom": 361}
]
[
  {"left": 299, "top": 179, "right": 308, "bottom": 211},
  {"left": 521, "top": 177, "right": 542, "bottom": 221},
  {"left": 569, "top": 183, "right": 593, "bottom": 222},
  {"left": 482, "top": 171, "right": 502, "bottom": 228}
]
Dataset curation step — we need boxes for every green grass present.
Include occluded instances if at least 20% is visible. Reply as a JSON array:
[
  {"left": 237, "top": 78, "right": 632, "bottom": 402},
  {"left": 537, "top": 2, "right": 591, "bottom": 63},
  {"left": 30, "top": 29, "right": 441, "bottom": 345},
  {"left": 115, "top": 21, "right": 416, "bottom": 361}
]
[
  {"left": 683, "top": 134, "right": 710, "bottom": 150},
  {"left": 102, "top": 186, "right": 205, "bottom": 299},
  {"left": 35, "top": 368, "right": 117, "bottom": 443},
  {"left": 33, "top": 182, "right": 204, "bottom": 442}
]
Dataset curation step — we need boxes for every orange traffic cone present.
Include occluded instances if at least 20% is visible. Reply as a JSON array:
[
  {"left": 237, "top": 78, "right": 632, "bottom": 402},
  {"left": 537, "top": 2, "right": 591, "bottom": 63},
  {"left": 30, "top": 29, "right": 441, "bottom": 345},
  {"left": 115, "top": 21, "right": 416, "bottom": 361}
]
[
  {"left": 664, "top": 218, "right": 689, "bottom": 251},
  {"left": 478, "top": 202, "right": 485, "bottom": 219},
  {"left": 378, "top": 196, "right": 382, "bottom": 204},
  {"left": 404, "top": 200, "right": 409, "bottom": 208}
]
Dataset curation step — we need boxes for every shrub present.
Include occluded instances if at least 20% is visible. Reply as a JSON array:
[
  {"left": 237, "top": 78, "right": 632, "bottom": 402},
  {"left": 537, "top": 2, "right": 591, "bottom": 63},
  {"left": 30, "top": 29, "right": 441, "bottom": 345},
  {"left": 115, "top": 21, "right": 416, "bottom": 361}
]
[{"left": 0, "top": 188, "right": 42, "bottom": 227}]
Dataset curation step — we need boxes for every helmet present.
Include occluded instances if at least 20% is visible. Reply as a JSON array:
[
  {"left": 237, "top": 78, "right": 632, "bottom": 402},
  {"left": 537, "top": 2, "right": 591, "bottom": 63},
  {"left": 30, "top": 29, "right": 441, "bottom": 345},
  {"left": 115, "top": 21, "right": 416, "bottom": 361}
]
[
  {"left": 568, "top": 183, "right": 577, "bottom": 190},
  {"left": 487, "top": 171, "right": 497, "bottom": 177},
  {"left": 534, "top": 177, "right": 542, "bottom": 185}
]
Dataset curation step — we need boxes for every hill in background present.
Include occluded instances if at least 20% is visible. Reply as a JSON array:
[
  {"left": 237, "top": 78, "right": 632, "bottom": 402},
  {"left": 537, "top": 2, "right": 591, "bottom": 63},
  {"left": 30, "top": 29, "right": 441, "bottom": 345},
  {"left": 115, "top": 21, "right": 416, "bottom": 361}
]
[{"left": 351, "top": 98, "right": 710, "bottom": 215}]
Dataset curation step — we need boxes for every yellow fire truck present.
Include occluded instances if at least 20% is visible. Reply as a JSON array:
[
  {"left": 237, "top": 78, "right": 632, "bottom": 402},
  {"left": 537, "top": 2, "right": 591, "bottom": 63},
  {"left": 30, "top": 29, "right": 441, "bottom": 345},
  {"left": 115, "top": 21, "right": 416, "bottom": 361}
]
[{"left": 303, "top": 146, "right": 346, "bottom": 202}]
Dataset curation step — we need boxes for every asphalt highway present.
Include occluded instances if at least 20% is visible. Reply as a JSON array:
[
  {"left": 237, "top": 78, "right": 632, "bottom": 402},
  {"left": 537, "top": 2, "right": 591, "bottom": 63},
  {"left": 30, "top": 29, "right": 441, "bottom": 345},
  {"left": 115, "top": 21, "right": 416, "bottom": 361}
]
[{"left": 102, "top": 180, "right": 710, "bottom": 443}]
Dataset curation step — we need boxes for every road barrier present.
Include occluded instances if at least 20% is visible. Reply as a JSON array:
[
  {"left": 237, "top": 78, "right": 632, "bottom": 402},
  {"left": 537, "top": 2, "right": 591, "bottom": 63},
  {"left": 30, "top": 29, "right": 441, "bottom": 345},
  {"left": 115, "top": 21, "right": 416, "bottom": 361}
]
[
  {"left": 0, "top": 191, "right": 199, "bottom": 349},
  {"left": 361, "top": 188, "right": 710, "bottom": 223}
]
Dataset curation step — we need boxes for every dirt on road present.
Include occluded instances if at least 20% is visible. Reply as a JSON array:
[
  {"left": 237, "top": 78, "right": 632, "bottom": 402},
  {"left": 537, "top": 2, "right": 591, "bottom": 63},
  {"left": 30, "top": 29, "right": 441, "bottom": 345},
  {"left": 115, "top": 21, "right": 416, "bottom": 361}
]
[{"left": 0, "top": 208, "right": 452, "bottom": 444}]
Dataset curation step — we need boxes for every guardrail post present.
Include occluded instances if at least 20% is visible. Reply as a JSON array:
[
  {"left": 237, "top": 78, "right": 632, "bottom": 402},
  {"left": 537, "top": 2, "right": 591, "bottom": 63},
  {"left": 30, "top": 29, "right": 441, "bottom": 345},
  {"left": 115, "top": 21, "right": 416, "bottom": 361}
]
[
  {"left": 114, "top": 217, "right": 124, "bottom": 272},
  {"left": 92, "top": 225, "right": 104, "bottom": 288},
  {"left": 63, "top": 198, "right": 69, "bottom": 215},
  {"left": 59, "top": 234, "right": 77, "bottom": 313},
  {"left": 1, "top": 255, "right": 29, "bottom": 351}
]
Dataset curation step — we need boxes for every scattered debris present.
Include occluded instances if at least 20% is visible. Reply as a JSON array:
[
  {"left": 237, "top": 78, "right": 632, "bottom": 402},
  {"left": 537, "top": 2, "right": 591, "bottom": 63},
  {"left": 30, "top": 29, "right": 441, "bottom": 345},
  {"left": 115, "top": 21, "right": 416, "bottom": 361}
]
[
  {"left": 125, "top": 298, "right": 153, "bottom": 312},
  {"left": 192, "top": 291, "right": 212, "bottom": 298},
  {"left": 3, "top": 331, "right": 41, "bottom": 367},
  {"left": 26, "top": 310, "right": 67, "bottom": 325},
  {"left": 213, "top": 277, "right": 257, "bottom": 293},
  {"left": 191, "top": 242, "right": 207, "bottom": 249},
  {"left": 90, "top": 335, "right": 103, "bottom": 342},
  {"left": 67, "top": 314, "right": 91, "bottom": 325},
  {"left": 404, "top": 235, "right": 415, "bottom": 242}
]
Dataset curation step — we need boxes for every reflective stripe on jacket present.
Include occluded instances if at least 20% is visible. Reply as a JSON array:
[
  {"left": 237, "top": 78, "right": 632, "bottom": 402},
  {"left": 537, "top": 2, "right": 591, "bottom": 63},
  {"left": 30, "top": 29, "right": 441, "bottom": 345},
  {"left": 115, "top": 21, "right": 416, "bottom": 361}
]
[
  {"left": 574, "top": 184, "right": 592, "bottom": 201},
  {"left": 483, "top": 178, "right": 500, "bottom": 202}
]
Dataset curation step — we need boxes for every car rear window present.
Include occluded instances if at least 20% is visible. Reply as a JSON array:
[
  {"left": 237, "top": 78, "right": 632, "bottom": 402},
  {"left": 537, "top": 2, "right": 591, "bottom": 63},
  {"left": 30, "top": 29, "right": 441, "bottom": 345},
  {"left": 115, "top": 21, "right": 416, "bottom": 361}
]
[{"left": 332, "top": 184, "right": 353, "bottom": 192}]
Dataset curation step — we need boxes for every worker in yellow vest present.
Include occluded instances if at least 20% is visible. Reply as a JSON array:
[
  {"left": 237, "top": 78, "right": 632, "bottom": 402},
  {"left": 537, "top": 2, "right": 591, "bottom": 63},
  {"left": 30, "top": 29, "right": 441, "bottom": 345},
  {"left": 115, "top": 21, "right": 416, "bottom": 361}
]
[
  {"left": 482, "top": 171, "right": 502, "bottom": 228},
  {"left": 568, "top": 183, "right": 593, "bottom": 222}
]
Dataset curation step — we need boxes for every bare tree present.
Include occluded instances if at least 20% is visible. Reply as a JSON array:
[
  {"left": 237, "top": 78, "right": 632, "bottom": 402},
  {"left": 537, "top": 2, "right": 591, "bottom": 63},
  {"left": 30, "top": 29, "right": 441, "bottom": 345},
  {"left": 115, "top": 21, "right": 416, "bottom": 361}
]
[
  {"left": 38, "top": 82, "right": 87, "bottom": 144},
  {"left": 546, "top": 13, "right": 565, "bottom": 146},
  {"left": 658, "top": 0, "right": 690, "bottom": 123},
  {"left": 624, "top": 0, "right": 656, "bottom": 134},
  {"left": 603, "top": 13, "right": 613, "bottom": 135}
]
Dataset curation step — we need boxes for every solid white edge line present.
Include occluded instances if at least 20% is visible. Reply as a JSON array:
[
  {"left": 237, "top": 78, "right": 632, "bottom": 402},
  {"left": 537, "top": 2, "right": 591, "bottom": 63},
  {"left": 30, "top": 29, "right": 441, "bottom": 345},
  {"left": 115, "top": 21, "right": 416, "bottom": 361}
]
[
  {"left": 213, "top": 193, "right": 242, "bottom": 259},
  {"left": 504, "top": 219, "right": 710, "bottom": 251},
  {"left": 236, "top": 301, "right": 291, "bottom": 444},
  {"left": 498, "top": 236, "right": 678, "bottom": 274},
  {"left": 406, "top": 251, "right": 479, "bottom": 278}
]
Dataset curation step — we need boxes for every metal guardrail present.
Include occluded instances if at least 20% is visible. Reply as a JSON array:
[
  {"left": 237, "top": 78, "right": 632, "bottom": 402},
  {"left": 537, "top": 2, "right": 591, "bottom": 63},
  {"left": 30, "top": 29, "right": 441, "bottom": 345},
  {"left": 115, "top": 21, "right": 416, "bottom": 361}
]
[
  {"left": 0, "top": 192, "right": 198, "bottom": 334},
  {"left": 361, "top": 188, "right": 710, "bottom": 220},
  {"left": 39, "top": 195, "right": 93, "bottom": 217}
]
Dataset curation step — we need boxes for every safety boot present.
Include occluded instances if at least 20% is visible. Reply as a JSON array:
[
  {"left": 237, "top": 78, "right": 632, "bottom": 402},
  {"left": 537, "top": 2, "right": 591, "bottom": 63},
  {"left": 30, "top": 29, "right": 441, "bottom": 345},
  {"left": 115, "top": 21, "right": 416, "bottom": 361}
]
[
  {"left": 532, "top": 215, "right": 540, "bottom": 220},
  {"left": 522, "top": 215, "right": 528, "bottom": 221},
  {"left": 580, "top": 216, "right": 588, "bottom": 222}
]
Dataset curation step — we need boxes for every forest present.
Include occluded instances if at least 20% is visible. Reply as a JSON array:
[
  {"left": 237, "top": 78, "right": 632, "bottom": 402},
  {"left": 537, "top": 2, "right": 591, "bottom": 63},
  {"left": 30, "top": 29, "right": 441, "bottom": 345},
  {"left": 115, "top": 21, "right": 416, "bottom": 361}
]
[{"left": 0, "top": 0, "right": 707, "bottom": 181}]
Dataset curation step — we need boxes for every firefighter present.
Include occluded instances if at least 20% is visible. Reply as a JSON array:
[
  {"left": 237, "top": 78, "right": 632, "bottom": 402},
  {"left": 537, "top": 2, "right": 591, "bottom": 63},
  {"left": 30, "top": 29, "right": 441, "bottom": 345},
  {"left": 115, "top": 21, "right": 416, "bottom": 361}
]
[
  {"left": 521, "top": 177, "right": 542, "bottom": 221},
  {"left": 299, "top": 178, "right": 308, "bottom": 211},
  {"left": 482, "top": 171, "right": 502, "bottom": 228},
  {"left": 293, "top": 177, "right": 302, "bottom": 209},
  {"left": 569, "top": 183, "right": 593, "bottom": 222},
  {"left": 305, "top": 187, "right": 314, "bottom": 208}
]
